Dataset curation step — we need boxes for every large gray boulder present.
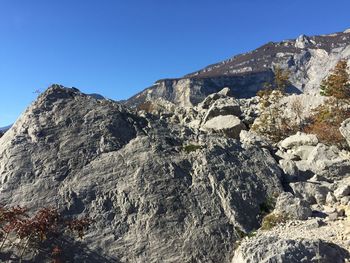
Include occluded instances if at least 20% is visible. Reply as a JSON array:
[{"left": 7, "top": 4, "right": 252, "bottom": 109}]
[
  {"left": 274, "top": 192, "right": 312, "bottom": 220},
  {"left": 197, "top": 88, "right": 230, "bottom": 110},
  {"left": 0, "top": 85, "right": 145, "bottom": 205},
  {"left": 279, "top": 132, "right": 318, "bottom": 150},
  {"left": 202, "top": 97, "right": 241, "bottom": 123},
  {"left": 0, "top": 86, "right": 284, "bottom": 262},
  {"left": 290, "top": 181, "right": 331, "bottom": 205},
  {"left": 279, "top": 159, "right": 300, "bottom": 182},
  {"left": 201, "top": 115, "right": 246, "bottom": 139},
  {"left": 307, "top": 144, "right": 350, "bottom": 178}
]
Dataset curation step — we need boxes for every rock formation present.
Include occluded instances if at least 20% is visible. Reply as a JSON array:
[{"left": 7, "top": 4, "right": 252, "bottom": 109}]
[{"left": 0, "top": 85, "right": 287, "bottom": 262}]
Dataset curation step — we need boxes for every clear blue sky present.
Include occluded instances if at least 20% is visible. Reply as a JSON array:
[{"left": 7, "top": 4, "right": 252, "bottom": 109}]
[{"left": 0, "top": 0, "right": 349, "bottom": 126}]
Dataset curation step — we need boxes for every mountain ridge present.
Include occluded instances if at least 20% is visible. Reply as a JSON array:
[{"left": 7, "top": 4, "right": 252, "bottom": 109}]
[{"left": 126, "top": 29, "right": 350, "bottom": 107}]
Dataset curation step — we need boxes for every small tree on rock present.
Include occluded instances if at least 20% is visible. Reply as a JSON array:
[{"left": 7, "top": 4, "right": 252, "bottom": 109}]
[
  {"left": 320, "top": 60, "right": 350, "bottom": 100},
  {"left": 253, "top": 66, "right": 295, "bottom": 142},
  {"left": 274, "top": 66, "right": 291, "bottom": 93},
  {"left": 305, "top": 60, "right": 350, "bottom": 147}
]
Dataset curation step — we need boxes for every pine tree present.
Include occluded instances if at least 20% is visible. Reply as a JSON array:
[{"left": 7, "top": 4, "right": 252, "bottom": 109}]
[
  {"left": 305, "top": 59, "right": 350, "bottom": 147},
  {"left": 253, "top": 66, "right": 295, "bottom": 142},
  {"left": 320, "top": 60, "right": 350, "bottom": 100},
  {"left": 258, "top": 66, "right": 290, "bottom": 96},
  {"left": 273, "top": 66, "right": 291, "bottom": 93}
]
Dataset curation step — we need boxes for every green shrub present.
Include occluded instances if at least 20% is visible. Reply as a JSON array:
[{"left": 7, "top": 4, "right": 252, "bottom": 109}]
[
  {"left": 261, "top": 213, "right": 288, "bottom": 230},
  {"left": 320, "top": 60, "right": 350, "bottom": 100},
  {"left": 183, "top": 144, "right": 202, "bottom": 153},
  {"left": 252, "top": 90, "right": 298, "bottom": 143}
]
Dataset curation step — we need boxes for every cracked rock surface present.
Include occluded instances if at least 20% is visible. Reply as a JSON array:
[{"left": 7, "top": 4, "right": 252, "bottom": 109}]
[{"left": 0, "top": 85, "right": 284, "bottom": 262}]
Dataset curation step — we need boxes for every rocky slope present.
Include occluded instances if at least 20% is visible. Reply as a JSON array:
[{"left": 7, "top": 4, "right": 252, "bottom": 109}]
[
  {"left": 1, "top": 84, "right": 350, "bottom": 262},
  {"left": 126, "top": 29, "right": 350, "bottom": 107},
  {"left": 0, "top": 85, "right": 286, "bottom": 262}
]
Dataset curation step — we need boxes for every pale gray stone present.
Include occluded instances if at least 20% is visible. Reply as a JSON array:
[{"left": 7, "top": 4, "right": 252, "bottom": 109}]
[
  {"left": 202, "top": 97, "right": 241, "bottom": 123},
  {"left": 279, "top": 159, "right": 300, "bottom": 182},
  {"left": 279, "top": 132, "right": 318, "bottom": 150},
  {"left": 334, "top": 184, "right": 350, "bottom": 199},
  {"left": 292, "top": 145, "right": 316, "bottom": 160},
  {"left": 340, "top": 196, "right": 350, "bottom": 205},
  {"left": 201, "top": 115, "right": 246, "bottom": 139},
  {"left": 239, "top": 130, "right": 271, "bottom": 148},
  {"left": 290, "top": 182, "right": 331, "bottom": 205},
  {"left": 232, "top": 235, "right": 348, "bottom": 263},
  {"left": 274, "top": 192, "right": 312, "bottom": 220},
  {"left": 326, "top": 192, "right": 337, "bottom": 205}
]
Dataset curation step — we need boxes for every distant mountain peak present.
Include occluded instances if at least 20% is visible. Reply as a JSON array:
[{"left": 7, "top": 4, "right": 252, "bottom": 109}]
[{"left": 126, "top": 29, "right": 350, "bottom": 107}]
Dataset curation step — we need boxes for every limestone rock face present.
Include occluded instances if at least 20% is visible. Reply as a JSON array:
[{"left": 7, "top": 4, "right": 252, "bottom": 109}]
[
  {"left": 0, "top": 86, "right": 285, "bottom": 262},
  {"left": 290, "top": 181, "right": 331, "bottom": 205},
  {"left": 277, "top": 138, "right": 350, "bottom": 180}
]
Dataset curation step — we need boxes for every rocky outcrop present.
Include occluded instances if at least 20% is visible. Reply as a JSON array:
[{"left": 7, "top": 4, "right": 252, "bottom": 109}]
[
  {"left": 0, "top": 86, "right": 146, "bottom": 206},
  {"left": 233, "top": 231, "right": 349, "bottom": 263},
  {"left": 126, "top": 72, "right": 273, "bottom": 107},
  {"left": 0, "top": 85, "right": 286, "bottom": 262},
  {"left": 276, "top": 132, "right": 350, "bottom": 183},
  {"left": 202, "top": 97, "right": 241, "bottom": 123}
]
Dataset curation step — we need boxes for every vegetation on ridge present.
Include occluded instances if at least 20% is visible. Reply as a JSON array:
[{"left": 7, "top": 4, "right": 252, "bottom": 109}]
[
  {"left": 305, "top": 60, "right": 350, "bottom": 147},
  {"left": 252, "top": 66, "right": 298, "bottom": 142},
  {"left": 253, "top": 60, "right": 350, "bottom": 147}
]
